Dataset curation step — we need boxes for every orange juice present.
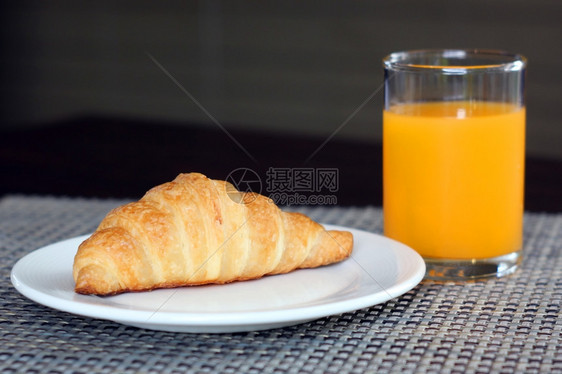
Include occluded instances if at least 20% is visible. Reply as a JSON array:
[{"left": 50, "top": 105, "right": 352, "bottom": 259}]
[{"left": 383, "top": 101, "right": 525, "bottom": 259}]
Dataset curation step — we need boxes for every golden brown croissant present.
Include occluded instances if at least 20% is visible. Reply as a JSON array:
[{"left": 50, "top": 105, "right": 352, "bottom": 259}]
[{"left": 73, "top": 172, "right": 353, "bottom": 295}]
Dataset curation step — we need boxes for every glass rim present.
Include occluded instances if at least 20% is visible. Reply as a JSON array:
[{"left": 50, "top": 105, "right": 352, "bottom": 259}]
[{"left": 383, "top": 49, "right": 527, "bottom": 73}]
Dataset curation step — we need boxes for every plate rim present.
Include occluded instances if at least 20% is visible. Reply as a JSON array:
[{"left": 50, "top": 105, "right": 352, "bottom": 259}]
[{"left": 11, "top": 224, "right": 425, "bottom": 330}]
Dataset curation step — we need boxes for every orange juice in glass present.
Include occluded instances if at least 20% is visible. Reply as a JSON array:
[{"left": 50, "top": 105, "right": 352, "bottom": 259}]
[{"left": 383, "top": 50, "right": 526, "bottom": 280}]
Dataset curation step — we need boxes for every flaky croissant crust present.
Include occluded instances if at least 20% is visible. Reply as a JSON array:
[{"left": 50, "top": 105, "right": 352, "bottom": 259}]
[{"left": 73, "top": 173, "right": 353, "bottom": 295}]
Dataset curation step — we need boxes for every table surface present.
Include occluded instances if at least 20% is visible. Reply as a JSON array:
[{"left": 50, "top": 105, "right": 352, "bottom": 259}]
[
  {"left": 1, "top": 195, "right": 561, "bottom": 374},
  {"left": 1, "top": 117, "right": 561, "bottom": 212}
]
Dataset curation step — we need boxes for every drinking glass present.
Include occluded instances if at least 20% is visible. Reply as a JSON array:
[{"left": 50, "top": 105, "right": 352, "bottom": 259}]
[{"left": 383, "top": 49, "right": 526, "bottom": 280}]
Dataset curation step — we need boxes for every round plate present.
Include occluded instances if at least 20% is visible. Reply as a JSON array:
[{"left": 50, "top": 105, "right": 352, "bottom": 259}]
[{"left": 11, "top": 225, "right": 425, "bottom": 333}]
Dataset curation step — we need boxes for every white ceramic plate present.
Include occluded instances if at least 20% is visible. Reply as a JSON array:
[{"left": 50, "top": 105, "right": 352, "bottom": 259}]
[{"left": 11, "top": 225, "right": 425, "bottom": 333}]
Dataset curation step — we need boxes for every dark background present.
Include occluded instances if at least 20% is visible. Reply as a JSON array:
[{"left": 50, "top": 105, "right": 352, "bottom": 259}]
[{"left": 1, "top": 1, "right": 561, "bottom": 211}]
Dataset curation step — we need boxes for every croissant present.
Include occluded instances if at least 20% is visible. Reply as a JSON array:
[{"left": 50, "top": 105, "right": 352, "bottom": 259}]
[{"left": 73, "top": 172, "right": 353, "bottom": 295}]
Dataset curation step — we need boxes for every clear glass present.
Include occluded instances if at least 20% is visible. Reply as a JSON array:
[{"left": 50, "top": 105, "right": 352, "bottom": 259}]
[{"left": 382, "top": 49, "right": 526, "bottom": 280}]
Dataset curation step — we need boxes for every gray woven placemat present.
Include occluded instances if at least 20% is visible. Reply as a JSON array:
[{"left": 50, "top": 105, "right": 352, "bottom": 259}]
[{"left": 1, "top": 195, "right": 560, "bottom": 374}]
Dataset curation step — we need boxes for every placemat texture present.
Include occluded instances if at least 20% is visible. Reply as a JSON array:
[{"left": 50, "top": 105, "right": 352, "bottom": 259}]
[{"left": 1, "top": 195, "right": 560, "bottom": 374}]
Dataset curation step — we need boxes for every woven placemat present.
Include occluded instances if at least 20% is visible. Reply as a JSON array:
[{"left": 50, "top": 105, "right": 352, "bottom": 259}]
[{"left": 1, "top": 195, "right": 560, "bottom": 374}]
